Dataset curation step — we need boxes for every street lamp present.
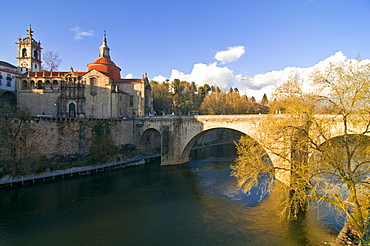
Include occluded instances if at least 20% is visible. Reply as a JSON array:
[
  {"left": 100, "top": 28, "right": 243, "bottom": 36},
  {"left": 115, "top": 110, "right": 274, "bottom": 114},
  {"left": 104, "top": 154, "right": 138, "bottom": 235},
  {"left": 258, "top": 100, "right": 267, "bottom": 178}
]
[{"left": 240, "top": 77, "right": 247, "bottom": 96}]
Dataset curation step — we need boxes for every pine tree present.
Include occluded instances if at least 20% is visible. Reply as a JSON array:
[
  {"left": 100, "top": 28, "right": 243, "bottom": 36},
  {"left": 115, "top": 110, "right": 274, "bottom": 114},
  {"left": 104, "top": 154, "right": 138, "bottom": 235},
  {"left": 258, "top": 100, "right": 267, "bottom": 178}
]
[{"left": 261, "top": 93, "right": 268, "bottom": 106}]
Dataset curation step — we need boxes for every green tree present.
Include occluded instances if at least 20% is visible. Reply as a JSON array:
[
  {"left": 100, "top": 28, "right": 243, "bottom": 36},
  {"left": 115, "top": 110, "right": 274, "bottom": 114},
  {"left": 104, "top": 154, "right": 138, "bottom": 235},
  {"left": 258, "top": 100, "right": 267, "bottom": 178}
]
[
  {"left": 150, "top": 80, "right": 173, "bottom": 115},
  {"left": 204, "top": 84, "right": 211, "bottom": 94},
  {"left": 190, "top": 82, "right": 197, "bottom": 94},
  {"left": 231, "top": 59, "right": 370, "bottom": 242},
  {"left": 172, "top": 80, "right": 192, "bottom": 115},
  {"left": 198, "top": 86, "right": 206, "bottom": 98}
]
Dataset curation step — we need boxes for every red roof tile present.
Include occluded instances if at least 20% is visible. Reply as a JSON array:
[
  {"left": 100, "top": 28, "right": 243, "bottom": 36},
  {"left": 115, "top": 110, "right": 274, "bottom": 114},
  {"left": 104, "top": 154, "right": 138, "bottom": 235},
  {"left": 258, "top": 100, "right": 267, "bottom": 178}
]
[
  {"left": 91, "top": 57, "right": 117, "bottom": 66},
  {"left": 0, "top": 68, "right": 19, "bottom": 75},
  {"left": 87, "top": 57, "right": 121, "bottom": 80}
]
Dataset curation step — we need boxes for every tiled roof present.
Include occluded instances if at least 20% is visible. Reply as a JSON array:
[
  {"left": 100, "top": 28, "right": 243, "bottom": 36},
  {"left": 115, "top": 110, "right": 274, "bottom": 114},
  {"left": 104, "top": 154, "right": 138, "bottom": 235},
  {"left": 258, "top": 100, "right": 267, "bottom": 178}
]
[
  {"left": 0, "top": 68, "right": 19, "bottom": 75},
  {"left": 91, "top": 57, "right": 117, "bottom": 67},
  {"left": 0, "top": 61, "right": 17, "bottom": 69},
  {"left": 114, "top": 78, "right": 142, "bottom": 83},
  {"left": 87, "top": 57, "right": 121, "bottom": 80}
]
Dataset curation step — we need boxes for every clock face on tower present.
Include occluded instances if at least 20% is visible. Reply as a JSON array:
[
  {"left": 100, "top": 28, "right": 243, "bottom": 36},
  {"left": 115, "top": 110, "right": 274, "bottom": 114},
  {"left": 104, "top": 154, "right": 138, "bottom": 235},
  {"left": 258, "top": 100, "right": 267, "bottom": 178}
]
[{"left": 21, "top": 62, "right": 28, "bottom": 67}]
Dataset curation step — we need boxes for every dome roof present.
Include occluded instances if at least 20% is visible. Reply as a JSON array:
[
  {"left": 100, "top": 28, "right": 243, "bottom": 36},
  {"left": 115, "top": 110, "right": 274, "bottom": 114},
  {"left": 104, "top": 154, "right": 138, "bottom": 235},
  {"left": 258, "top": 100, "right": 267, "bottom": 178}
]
[
  {"left": 86, "top": 34, "right": 121, "bottom": 80},
  {"left": 87, "top": 61, "right": 121, "bottom": 80},
  {"left": 91, "top": 57, "right": 117, "bottom": 66}
]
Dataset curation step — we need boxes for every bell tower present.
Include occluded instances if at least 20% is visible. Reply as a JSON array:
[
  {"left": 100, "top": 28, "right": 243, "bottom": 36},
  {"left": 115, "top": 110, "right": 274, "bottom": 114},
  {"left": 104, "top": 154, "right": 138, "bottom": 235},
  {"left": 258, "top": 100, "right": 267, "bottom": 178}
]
[
  {"left": 99, "top": 32, "right": 111, "bottom": 59},
  {"left": 16, "top": 25, "right": 42, "bottom": 73}
]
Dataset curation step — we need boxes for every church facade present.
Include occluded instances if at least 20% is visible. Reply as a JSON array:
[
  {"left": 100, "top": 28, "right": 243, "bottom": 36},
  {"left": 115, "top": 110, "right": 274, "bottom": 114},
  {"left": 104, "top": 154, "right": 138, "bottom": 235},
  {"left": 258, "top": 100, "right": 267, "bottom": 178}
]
[{"left": 17, "top": 26, "right": 152, "bottom": 118}]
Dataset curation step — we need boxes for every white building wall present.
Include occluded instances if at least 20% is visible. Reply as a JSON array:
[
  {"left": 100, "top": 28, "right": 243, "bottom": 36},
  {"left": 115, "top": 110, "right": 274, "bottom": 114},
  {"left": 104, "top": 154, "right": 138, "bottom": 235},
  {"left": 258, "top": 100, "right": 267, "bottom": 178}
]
[{"left": 0, "top": 62, "right": 18, "bottom": 92}]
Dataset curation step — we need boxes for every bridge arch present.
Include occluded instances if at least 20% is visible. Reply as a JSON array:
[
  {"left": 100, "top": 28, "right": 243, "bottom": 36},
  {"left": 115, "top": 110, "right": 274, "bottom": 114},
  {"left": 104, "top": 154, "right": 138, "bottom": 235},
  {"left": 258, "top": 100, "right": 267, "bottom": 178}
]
[
  {"left": 137, "top": 116, "right": 274, "bottom": 166},
  {"left": 139, "top": 128, "right": 161, "bottom": 154},
  {"left": 179, "top": 127, "right": 273, "bottom": 173},
  {"left": 309, "top": 134, "right": 370, "bottom": 171},
  {"left": 180, "top": 127, "right": 246, "bottom": 160}
]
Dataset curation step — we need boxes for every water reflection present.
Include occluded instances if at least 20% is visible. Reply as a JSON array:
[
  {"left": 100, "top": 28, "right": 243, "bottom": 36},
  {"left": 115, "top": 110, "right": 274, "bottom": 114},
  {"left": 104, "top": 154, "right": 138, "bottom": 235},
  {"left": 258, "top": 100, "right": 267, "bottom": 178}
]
[
  {"left": 189, "top": 144, "right": 339, "bottom": 245},
  {"left": 0, "top": 144, "right": 338, "bottom": 246}
]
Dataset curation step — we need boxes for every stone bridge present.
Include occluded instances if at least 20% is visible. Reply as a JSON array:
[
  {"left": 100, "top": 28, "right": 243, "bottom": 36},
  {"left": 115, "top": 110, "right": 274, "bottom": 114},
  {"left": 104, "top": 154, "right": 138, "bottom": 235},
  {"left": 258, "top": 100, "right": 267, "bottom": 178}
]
[
  {"left": 134, "top": 115, "right": 292, "bottom": 183},
  {"left": 133, "top": 114, "right": 359, "bottom": 185}
]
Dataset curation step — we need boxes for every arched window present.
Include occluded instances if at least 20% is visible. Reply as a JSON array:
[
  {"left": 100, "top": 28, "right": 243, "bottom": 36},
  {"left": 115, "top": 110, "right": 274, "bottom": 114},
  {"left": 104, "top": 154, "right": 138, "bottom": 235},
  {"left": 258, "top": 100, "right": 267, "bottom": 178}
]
[
  {"left": 44, "top": 80, "right": 51, "bottom": 90},
  {"left": 90, "top": 77, "right": 97, "bottom": 96},
  {"left": 36, "top": 80, "right": 43, "bottom": 89},
  {"left": 69, "top": 103, "right": 76, "bottom": 118},
  {"left": 52, "top": 80, "right": 59, "bottom": 90},
  {"left": 34, "top": 50, "right": 38, "bottom": 60},
  {"left": 22, "top": 80, "right": 28, "bottom": 90},
  {"left": 22, "top": 48, "right": 27, "bottom": 57}
]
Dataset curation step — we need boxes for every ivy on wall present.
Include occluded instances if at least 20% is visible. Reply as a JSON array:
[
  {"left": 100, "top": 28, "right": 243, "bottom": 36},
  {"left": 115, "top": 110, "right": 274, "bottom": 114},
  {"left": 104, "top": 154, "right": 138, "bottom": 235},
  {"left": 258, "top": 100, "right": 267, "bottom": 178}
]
[{"left": 90, "top": 121, "right": 118, "bottom": 163}]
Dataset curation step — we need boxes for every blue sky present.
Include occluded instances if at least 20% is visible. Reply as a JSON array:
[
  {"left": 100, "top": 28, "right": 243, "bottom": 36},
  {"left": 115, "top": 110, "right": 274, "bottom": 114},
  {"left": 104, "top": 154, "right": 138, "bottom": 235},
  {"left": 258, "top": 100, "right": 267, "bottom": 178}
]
[{"left": 1, "top": 0, "right": 369, "bottom": 100}]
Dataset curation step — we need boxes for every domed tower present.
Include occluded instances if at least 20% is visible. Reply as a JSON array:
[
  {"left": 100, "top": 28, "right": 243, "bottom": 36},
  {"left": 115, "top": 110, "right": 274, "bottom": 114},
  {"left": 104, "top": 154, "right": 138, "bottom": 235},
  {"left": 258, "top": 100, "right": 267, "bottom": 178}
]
[
  {"left": 16, "top": 25, "right": 42, "bottom": 73},
  {"left": 87, "top": 33, "right": 121, "bottom": 80}
]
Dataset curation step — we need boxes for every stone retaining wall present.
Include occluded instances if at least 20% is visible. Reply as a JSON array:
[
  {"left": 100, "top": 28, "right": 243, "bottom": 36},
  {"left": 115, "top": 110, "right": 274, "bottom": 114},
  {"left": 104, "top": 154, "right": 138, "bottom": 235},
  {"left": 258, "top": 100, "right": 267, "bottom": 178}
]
[{"left": 25, "top": 117, "right": 134, "bottom": 159}]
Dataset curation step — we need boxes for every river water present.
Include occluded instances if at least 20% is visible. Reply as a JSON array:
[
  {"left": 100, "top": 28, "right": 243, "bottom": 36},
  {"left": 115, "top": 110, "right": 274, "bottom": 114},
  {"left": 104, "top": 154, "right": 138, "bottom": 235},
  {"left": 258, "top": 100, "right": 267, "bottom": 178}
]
[{"left": 0, "top": 145, "right": 340, "bottom": 246}]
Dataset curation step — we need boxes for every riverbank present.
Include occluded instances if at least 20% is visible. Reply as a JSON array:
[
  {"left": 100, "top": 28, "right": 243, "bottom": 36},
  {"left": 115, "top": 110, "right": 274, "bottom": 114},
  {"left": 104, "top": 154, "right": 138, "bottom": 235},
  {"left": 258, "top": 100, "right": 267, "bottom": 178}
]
[
  {"left": 0, "top": 142, "right": 235, "bottom": 189},
  {"left": 0, "top": 154, "right": 160, "bottom": 189}
]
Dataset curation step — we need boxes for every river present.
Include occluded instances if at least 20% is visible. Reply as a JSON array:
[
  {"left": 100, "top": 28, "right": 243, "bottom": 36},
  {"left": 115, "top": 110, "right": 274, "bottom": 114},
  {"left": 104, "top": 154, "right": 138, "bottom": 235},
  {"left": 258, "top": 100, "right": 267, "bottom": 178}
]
[{"left": 0, "top": 144, "right": 340, "bottom": 246}]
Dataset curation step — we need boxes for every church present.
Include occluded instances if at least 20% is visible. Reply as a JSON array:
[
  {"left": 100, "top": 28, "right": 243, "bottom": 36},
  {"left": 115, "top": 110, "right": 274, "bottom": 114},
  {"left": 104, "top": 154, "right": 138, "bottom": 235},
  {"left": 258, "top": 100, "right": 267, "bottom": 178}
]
[{"left": 16, "top": 26, "right": 152, "bottom": 118}]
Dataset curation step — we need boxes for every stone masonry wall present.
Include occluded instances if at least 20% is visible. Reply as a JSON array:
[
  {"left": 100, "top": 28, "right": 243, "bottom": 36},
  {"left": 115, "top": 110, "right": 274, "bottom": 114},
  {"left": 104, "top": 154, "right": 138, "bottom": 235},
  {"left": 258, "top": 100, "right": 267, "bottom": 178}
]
[
  {"left": 19, "top": 91, "right": 59, "bottom": 116},
  {"left": 26, "top": 118, "right": 134, "bottom": 159}
]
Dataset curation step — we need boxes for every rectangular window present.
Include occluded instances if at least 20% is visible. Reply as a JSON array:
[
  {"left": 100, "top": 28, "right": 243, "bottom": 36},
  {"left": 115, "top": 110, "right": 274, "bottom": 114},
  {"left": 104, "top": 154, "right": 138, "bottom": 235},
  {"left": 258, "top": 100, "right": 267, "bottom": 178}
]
[
  {"left": 129, "top": 96, "right": 134, "bottom": 107},
  {"left": 6, "top": 74, "right": 12, "bottom": 87},
  {"left": 90, "top": 77, "right": 95, "bottom": 86},
  {"left": 90, "top": 77, "right": 97, "bottom": 96}
]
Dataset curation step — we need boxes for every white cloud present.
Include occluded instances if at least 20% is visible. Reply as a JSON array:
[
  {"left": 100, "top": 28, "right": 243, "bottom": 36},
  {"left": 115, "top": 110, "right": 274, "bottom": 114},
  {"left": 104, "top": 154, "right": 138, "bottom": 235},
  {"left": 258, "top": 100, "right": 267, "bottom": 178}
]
[
  {"left": 151, "top": 51, "right": 367, "bottom": 103},
  {"left": 125, "top": 73, "right": 133, "bottom": 79},
  {"left": 245, "top": 51, "right": 355, "bottom": 101},
  {"left": 71, "top": 26, "right": 94, "bottom": 40},
  {"left": 170, "top": 62, "right": 235, "bottom": 91},
  {"left": 152, "top": 75, "right": 167, "bottom": 82},
  {"left": 313, "top": 50, "right": 347, "bottom": 69},
  {"left": 215, "top": 46, "right": 245, "bottom": 64}
]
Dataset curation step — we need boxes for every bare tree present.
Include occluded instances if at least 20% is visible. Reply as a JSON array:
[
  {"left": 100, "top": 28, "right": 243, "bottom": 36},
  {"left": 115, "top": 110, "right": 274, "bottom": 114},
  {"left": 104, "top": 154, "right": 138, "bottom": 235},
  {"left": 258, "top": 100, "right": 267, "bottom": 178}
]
[
  {"left": 42, "top": 50, "right": 62, "bottom": 72},
  {"left": 231, "top": 59, "right": 370, "bottom": 242},
  {"left": 200, "top": 90, "right": 268, "bottom": 115},
  {"left": 0, "top": 104, "right": 36, "bottom": 176}
]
